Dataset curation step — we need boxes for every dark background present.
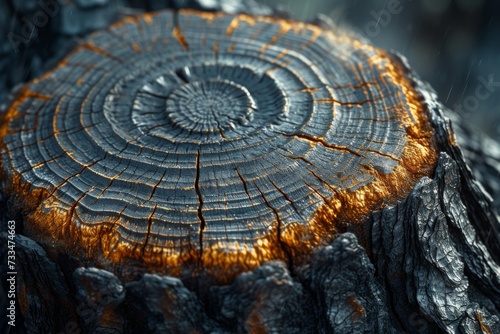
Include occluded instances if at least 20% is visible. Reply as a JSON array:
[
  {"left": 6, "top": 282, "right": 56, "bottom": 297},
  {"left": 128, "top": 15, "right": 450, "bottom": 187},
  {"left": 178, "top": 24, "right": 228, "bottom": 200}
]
[{"left": 1, "top": 0, "right": 499, "bottom": 140}]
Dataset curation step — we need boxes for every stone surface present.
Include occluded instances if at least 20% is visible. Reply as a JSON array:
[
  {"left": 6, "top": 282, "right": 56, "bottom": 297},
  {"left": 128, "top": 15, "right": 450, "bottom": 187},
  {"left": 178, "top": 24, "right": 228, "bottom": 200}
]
[
  {"left": 0, "top": 233, "right": 78, "bottom": 333},
  {"left": 124, "top": 274, "right": 219, "bottom": 333},
  {"left": 73, "top": 267, "right": 126, "bottom": 333},
  {"left": 210, "top": 261, "right": 313, "bottom": 333}
]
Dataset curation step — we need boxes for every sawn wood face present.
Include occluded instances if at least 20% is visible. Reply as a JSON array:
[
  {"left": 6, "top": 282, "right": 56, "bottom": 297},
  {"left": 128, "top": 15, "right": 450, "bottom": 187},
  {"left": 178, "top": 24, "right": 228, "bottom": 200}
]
[{"left": 0, "top": 10, "right": 437, "bottom": 281}]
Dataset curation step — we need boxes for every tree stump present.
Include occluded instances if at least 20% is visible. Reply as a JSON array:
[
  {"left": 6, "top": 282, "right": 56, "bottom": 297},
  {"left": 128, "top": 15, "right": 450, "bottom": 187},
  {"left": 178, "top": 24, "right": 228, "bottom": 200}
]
[{"left": 1, "top": 2, "right": 499, "bottom": 334}]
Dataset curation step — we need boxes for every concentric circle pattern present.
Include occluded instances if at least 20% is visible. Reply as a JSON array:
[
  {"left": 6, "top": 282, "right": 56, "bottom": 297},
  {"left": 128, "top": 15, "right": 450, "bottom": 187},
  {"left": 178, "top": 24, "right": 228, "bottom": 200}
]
[{"left": 0, "top": 10, "right": 438, "bottom": 280}]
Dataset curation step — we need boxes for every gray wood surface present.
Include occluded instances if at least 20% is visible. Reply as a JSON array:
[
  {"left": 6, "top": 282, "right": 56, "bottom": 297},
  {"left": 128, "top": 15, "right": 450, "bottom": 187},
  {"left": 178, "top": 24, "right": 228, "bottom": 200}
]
[{"left": 1, "top": 10, "right": 438, "bottom": 282}]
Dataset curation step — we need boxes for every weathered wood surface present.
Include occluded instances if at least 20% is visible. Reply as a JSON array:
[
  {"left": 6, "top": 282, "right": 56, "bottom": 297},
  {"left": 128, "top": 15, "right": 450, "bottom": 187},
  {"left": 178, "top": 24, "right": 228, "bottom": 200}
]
[
  {"left": 0, "top": 1, "right": 499, "bottom": 334},
  {"left": 0, "top": 10, "right": 438, "bottom": 281},
  {"left": 0, "top": 0, "right": 279, "bottom": 104}
]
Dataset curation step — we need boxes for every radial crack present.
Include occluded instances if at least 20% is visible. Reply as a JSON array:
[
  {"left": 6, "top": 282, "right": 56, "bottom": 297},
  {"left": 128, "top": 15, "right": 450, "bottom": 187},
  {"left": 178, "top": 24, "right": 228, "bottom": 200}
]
[
  {"left": 307, "top": 167, "right": 338, "bottom": 194},
  {"left": 194, "top": 149, "right": 206, "bottom": 258},
  {"left": 278, "top": 152, "right": 314, "bottom": 166},
  {"left": 305, "top": 182, "right": 330, "bottom": 204},
  {"left": 269, "top": 179, "right": 306, "bottom": 221},
  {"left": 93, "top": 160, "right": 131, "bottom": 204},
  {"left": 313, "top": 95, "right": 386, "bottom": 106},
  {"left": 281, "top": 132, "right": 365, "bottom": 158},
  {"left": 47, "top": 155, "right": 107, "bottom": 198},
  {"left": 144, "top": 168, "right": 168, "bottom": 204},
  {"left": 361, "top": 147, "right": 401, "bottom": 162},
  {"left": 172, "top": 12, "right": 189, "bottom": 51},
  {"left": 142, "top": 203, "right": 158, "bottom": 255},
  {"left": 254, "top": 183, "right": 294, "bottom": 270},
  {"left": 63, "top": 185, "right": 97, "bottom": 236},
  {"left": 234, "top": 167, "right": 252, "bottom": 202},
  {"left": 210, "top": 107, "right": 227, "bottom": 140},
  {"left": 80, "top": 42, "right": 124, "bottom": 63}
]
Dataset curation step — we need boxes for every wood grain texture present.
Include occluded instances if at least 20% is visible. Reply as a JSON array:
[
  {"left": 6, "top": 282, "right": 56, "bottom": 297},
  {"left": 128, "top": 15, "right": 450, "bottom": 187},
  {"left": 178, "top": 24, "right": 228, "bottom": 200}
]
[{"left": 0, "top": 9, "right": 438, "bottom": 281}]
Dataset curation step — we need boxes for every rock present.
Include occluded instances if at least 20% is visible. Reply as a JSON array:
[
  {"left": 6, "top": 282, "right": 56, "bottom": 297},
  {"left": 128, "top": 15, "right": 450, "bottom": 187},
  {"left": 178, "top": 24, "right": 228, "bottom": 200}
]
[
  {"left": 124, "top": 274, "right": 219, "bottom": 333},
  {"left": 210, "top": 261, "right": 313, "bottom": 333},
  {"left": 73, "top": 267, "right": 126, "bottom": 333},
  {"left": 0, "top": 233, "right": 78, "bottom": 333}
]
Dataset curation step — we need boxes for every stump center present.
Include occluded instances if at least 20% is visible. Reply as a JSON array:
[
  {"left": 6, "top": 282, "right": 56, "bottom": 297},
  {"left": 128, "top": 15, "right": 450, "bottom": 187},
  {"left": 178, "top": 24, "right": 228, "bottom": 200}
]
[{"left": 166, "top": 79, "right": 256, "bottom": 134}]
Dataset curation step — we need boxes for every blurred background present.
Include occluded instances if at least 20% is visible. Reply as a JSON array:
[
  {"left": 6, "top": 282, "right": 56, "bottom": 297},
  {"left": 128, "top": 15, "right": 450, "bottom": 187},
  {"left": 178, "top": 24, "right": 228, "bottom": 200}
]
[{"left": 1, "top": 0, "right": 499, "bottom": 140}]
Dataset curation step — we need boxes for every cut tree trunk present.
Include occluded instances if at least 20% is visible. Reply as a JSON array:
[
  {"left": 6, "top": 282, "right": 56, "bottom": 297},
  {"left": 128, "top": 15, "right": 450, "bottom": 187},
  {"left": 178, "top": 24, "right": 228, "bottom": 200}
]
[{"left": 1, "top": 1, "right": 499, "bottom": 334}]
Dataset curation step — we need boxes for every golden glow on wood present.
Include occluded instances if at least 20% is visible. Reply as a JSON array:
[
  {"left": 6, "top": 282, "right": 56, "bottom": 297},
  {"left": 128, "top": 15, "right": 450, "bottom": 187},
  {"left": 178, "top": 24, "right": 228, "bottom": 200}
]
[
  {"left": 173, "top": 26, "right": 189, "bottom": 50},
  {"left": 0, "top": 10, "right": 439, "bottom": 283}
]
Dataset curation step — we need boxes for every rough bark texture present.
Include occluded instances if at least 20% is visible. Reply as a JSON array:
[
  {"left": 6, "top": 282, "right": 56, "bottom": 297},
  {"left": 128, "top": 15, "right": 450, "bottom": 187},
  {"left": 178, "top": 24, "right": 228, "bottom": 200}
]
[
  {"left": 371, "top": 153, "right": 500, "bottom": 333},
  {"left": 1, "top": 1, "right": 500, "bottom": 334},
  {"left": 445, "top": 110, "right": 500, "bottom": 215}
]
